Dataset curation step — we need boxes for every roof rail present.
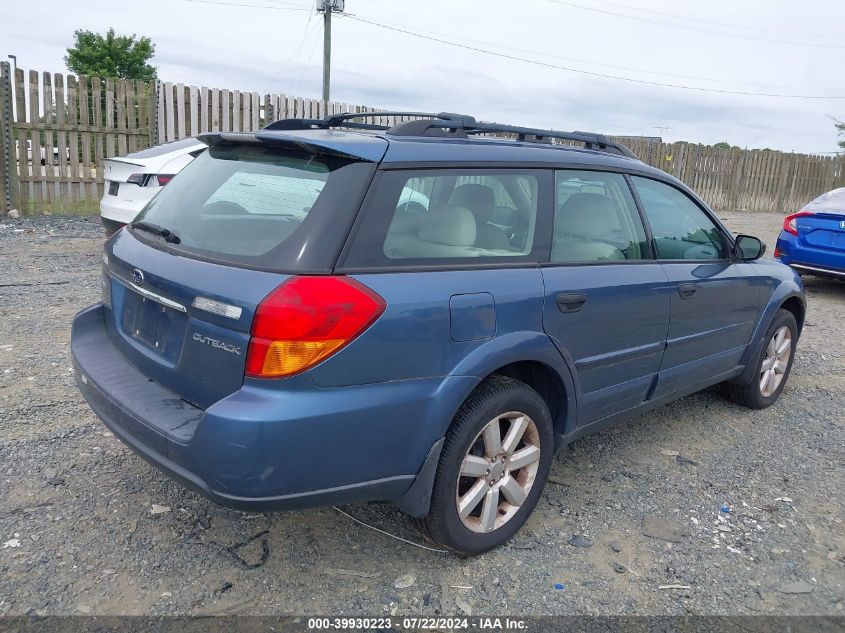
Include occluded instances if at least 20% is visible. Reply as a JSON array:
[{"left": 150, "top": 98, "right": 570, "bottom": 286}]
[
  {"left": 262, "top": 111, "right": 637, "bottom": 159},
  {"left": 263, "top": 111, "right": 476, "bottom": 132},
  {"left": 386, "top": 118, "right": 638, "bottom": 159}
]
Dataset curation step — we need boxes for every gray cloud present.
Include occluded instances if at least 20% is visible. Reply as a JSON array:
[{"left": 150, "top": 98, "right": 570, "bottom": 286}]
[{"left": 3, "top": 0, "right": 843, "bottom": 152}]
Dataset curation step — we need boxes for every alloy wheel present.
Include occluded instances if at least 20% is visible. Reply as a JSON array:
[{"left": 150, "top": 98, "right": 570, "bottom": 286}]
[
  {"left": 455, "top": 411, "right": 541, "bottom": 534},
  {"left": 760, "top": 325, "right": 792, "bottom": 397}
]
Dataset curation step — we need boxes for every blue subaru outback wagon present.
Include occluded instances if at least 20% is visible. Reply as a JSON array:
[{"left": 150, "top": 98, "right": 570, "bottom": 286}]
[{"left": 72, "top": 112, "right": 806, "bottom": 554}]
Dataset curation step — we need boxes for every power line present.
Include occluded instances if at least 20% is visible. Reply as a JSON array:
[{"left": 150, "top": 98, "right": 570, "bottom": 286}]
[
  {"left": 293, "top": 20, "right": 323, "bottom": 94},
  {"left": 544, "top": 0, "right": 845, "bottom": 50},
  {"left": 348, "top": 14, "right": 791, "bottom": 91},
  {"left": 588, "top": 0, "right": 831, "bottom": 39},
  {"left": 185, "top": 0, "right": 312, "bottom": 10},
  {"left": 341, "top": 14, "right": 845, "bottom": 100},
  {"left": 261, "top": 3, "right": 319, "bottom": 94},
  {"left": 259, "top": 0, "right": 318, "bottom": 6}
]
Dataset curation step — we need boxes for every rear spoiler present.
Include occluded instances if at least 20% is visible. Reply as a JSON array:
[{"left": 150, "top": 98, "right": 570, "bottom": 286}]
[
  {"left": 102, "top": 157, "right": 145, "bottom": 167},
  {"left": 198, "top": 130, "right": 387, "bottom": 162}
]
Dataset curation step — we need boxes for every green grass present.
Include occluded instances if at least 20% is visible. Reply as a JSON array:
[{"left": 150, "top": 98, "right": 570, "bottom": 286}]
[{"left": 18, "top": 198, "right": 101, "bottom": 216}]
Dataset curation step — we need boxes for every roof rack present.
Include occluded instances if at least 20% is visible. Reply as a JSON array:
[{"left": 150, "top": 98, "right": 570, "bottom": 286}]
[
  {"left": 263, "top": 111, "right": 475, "bottom": 132},
  {"left": 386, "top": 118, "right": 638, "bottom": 159},
  {"left": 262, "top": 111, "right": 637, "bottom": 159}
]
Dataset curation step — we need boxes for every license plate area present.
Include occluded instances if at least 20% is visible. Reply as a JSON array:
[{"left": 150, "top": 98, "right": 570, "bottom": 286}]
[
  {"left": 108, "top": 181, "right": 119, "bottom": 196},
  {"left": 121, "top": 290, "right": 186, "bottom": 361}
]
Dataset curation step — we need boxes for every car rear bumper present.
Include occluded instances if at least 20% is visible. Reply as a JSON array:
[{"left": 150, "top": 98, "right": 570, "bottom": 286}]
[
  {"left": 71, "top": 304, "right": 471, "bottom": 513},
  {"left": 100, "top": 197, "right": 140, "bottom": 224},
  {"left": 776, "top": 232, "right": 845, "bottom": 279},
  {"left": 100, "top": 185, "right": 157, "bottom": 224}
]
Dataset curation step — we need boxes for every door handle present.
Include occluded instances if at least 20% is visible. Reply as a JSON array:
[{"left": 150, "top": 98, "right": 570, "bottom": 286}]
[
  {"left": 556, "top": 292, "right": 587, "bottom": 313},
  {"left": 678, "top": 283, "right": 699, "bottom": 300}
]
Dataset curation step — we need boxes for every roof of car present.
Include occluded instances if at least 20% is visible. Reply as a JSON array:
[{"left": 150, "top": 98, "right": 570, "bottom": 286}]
[{"left": 200, "top": 112, "right": 670, "bottom": 179}]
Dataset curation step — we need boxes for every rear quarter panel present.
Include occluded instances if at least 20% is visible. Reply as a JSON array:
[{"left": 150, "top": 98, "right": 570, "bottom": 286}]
[{"left": 308, "top": 268, "right": 548, "bottom": 387}]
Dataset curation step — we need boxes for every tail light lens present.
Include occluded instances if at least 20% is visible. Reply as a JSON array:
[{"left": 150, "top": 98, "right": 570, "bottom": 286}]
[
  {"left": 783, "top": 211, "right": 813, "bottom": 236},
  {"left": 126, "top": 174, "right": 175, "bottom": 187},
  {"left": 245, "top": 276, "right": 386, "bottom": 379}
]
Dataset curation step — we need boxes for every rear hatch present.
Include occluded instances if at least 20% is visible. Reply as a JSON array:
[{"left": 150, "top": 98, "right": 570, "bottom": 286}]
[
  {"left": 103, "top": 133, "right": 383, "bottom": 408},
  {"left": 796, "top": 211, "right": 845, "bottom": 251}
]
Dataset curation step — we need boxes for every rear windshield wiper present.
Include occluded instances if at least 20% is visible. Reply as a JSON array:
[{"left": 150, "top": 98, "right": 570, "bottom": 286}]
[{"left": 130, "top": 220, "right": 181, "bottom": 244}]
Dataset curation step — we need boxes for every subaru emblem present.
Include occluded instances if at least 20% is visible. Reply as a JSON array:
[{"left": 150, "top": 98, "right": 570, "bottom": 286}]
[{"left": 132, "top": 268, "right": 144, "bottom": 285}]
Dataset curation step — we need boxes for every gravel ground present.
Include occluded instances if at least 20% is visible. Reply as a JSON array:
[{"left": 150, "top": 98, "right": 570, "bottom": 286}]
[{"left": 0, "top": 212, "right": 843, "bottom": 617}]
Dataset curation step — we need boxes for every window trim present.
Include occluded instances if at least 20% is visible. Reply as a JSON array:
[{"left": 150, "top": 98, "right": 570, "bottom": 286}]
[
  {"left": 335, "top": 166, "right": 554, "bottom": 273},
  {"left": 627, "top": 173, "right": 735, "bottom": 264}
]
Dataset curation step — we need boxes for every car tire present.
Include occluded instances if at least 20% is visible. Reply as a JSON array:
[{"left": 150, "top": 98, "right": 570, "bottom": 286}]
[
  {"left": 419, "top": 376, "right": 554, "bottom": 555},
  {"left": 721, "top": 309, "right": 797, "bottom": 409}
]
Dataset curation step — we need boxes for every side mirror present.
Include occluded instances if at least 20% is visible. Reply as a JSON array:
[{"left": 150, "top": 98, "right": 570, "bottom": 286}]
[{"left": 735, "top": 234, "right": 766, "bottom": 261}]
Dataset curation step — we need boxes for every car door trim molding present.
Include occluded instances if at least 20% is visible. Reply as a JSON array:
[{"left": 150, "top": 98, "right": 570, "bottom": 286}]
[
  {"left": 665, "top": 320, "right": 754, "bottom": 348},
  {"left": 574, "top": 339, "right": 666, "bottom": 372}
]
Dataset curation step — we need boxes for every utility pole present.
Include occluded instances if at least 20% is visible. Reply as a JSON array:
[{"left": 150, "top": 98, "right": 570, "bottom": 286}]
[
  {"left": 318, "top": 0, "right": 344, "bottom": 106},
  {"left": 653, "top": 125, "right": 672, "bottom": 139}
]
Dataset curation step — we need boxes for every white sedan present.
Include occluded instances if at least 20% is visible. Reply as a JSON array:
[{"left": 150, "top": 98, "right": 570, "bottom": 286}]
[{"left": 100, "top": 138, "right": 206, "bottom": 235}]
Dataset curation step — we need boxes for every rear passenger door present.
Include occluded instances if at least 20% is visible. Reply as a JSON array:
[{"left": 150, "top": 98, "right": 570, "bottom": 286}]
[
  {"left": 630, "top": 176, "right": 763, "bottom": 398},
  {"left": 541, "top": 170, "right": 670, "bottom": 426}
]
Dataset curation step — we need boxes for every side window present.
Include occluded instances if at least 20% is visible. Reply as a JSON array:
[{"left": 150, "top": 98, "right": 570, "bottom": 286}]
[
  {"left": 632, "top": 177, "right": 726, "bottom": 260},
  {"left": 552, "top": 170, "right": 650, "bottom": 263},
  {"left": 376, "top": 170, "right": 540, "bottom": 261}
]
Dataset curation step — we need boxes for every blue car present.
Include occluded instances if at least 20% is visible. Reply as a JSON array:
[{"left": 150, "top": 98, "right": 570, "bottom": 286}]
[
  {"left": 71, "top": 112, "right": 806, "bottom": 554},
  {"left": 776, "top": 187, "right": 845, "bottom": 281}
]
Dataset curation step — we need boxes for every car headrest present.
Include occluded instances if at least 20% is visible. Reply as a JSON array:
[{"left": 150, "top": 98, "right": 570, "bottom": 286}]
[
  {"left": 388, "top": 207, "right": 422, "bottom": 235},
  {"left": 557, "top": 193, "right": 618, "bottom": 239},
  {"left": 397, "top": 201, "right": 427, "bottom": 215},
  {"left": 449, "top": 184, "right": 495, "bottom": 222},
  {"left": 419, "top": 205, "right": 477, "bottom": 246}
]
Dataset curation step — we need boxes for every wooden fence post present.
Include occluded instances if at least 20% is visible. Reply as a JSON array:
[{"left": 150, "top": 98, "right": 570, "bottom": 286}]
[{"left": 0, "top": 61, "right": 19, "bottom": 214}]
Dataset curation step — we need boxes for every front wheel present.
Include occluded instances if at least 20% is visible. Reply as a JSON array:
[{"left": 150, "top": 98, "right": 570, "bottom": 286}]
[
  {"left": 721, "top": 309, "right": 797, "bottom": 409},
  {"left": 419, "top": 376, "right": 554, "bottom": 555}
]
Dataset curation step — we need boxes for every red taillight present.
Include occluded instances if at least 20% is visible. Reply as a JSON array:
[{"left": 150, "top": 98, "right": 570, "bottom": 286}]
[
  {"left": 783, "top": 211, "right": 813, "bottom": 236},
  {"left": 156, "top": 174, "right": 174, "bottom": 186},
  {"left": 773, "top": 246, "right": 781, "bottom": 258},
  {"left": 245, "top": 276, "right": 386, "bottom": 378}
]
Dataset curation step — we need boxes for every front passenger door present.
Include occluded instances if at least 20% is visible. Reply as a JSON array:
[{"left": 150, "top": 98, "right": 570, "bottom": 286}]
[{"left": 631, "top": 176, "right": 763, "bottom": 398}]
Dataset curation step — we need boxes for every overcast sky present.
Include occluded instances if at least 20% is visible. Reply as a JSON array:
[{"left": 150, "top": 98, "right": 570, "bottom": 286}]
[{"left": 2, "top": 0, "right": 844, "bottom": 153}]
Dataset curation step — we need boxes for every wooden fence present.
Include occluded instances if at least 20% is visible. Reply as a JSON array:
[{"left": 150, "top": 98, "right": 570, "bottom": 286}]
[
  {"left": 615, "top": 137, "right": 844, "bottom": 214},
  {"left": 1, "top": 63, "right": 843, "bottom": 216},
  {"left": 154, "top": 80, "right": 415, "bottom": 143},
  {"left": 0, "top": 65, "right": 155, "bottom": 214}
]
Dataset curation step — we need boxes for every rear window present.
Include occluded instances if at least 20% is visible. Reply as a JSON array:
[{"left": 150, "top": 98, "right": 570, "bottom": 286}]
[{"left": 130, "top": 143, "right": 373, "bottom": 271}]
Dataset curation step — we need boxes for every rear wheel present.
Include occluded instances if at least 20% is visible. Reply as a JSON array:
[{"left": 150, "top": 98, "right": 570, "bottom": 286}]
[
  {"left": 721, "top": 309, "right": 797, "bottom": 409},
  {"left": 419, "top": 376, "right": 554, "bottom": 555}
]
